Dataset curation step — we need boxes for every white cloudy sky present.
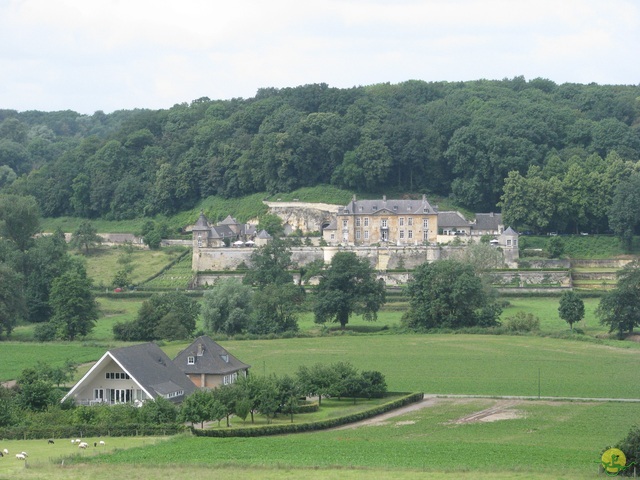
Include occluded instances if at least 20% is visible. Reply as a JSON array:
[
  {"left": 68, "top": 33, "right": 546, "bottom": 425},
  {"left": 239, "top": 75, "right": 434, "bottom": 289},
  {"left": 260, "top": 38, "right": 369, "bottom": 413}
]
[{"left": 1, "top": 0, "right": 638, "bottom": 114}]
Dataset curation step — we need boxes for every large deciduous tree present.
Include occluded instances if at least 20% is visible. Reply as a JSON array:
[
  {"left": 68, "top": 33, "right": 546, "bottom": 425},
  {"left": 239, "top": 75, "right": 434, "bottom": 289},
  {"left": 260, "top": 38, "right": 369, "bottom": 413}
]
[
  {"left": 0, "top": 194, "right": 41, "bottom": 251},
  {"left": 113, "top": 291, "right": 200, "bottom": 341},
  {"left": 70, "top": 220, "right": 102, "bottom": 254},
  {"left": 49, "top": 264, "right": 99, "bottom": 341},
  {"left": 403, "top": 259, "right": 501, "bottom": 330},
  {"left": 596, "top": 260, "right": 640, "bottom": 338},
  {"left": 608, "top": 173, "right": 640, "bottom": 251},
  {"left": 558, "top": 291, "right": 585, "bottom": 331},
  {"left": 313, "top": 252, "right": 385, "bottom": 329},
  {"left": 243, "top": 239, "right": 303, "bottom": 333},
  {"left": 202, "top": 279, "right": 253, "bottom": 335},
  {"left": 0, "top": 264, "right": 26, "bottom": 339}
]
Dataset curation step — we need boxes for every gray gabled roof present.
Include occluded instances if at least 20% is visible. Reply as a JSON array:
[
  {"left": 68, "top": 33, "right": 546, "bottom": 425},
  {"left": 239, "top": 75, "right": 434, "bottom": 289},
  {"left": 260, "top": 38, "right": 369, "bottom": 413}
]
[
  {"left": 62, "top": 342, "right": 197, "bottom": 404},
  {"left": 174, "top": 336, "right": 250, "bottom": 376},
  {"left": 502, "top": 226, "right": 518, "bottom": 236},
  {"left": 210, "top": 225, "right": 235, "bottom": 239},
  {"left": 256, "top": 229, "right": 272, "bottom": 239},
  {"left": 474, "top": 213, "right": 503, "bottom": 231},
  {"left": 110, "top": 343, "right": 197, "bottom": 400},
  {"left": 219, "top": 215, "right": 240, "bottom": 226},
  {"left": 340, "top": 195, "right": 437, "bottom": 216},
  {"left": 437, "top": 211, "right": 470, "bottom": 228}
]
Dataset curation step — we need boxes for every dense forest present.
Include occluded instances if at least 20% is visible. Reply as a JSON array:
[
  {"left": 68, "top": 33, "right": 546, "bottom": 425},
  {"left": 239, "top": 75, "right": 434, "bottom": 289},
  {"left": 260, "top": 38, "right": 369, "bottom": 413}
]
[{"left": 0, "top": 78, "right": 639, "bottom": 233}]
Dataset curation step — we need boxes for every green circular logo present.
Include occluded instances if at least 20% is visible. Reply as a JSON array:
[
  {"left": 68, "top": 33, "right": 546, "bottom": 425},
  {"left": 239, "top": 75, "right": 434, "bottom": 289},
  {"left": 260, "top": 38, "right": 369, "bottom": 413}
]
[{"left": 602, "top": 448, "right": 626, "bottom": 475}]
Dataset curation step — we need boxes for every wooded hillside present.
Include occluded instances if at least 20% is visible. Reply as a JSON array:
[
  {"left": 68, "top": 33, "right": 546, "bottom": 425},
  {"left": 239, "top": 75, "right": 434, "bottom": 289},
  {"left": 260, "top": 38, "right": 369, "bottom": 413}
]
[{"left": 0, "top": 78, "right": 638, "bottom": 225}]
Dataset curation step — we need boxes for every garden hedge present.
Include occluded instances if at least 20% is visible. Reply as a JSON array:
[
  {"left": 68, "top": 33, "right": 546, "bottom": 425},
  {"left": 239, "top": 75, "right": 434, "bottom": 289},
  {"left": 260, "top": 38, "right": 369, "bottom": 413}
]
[{"left": 191, "top": 392, "right": 424, "bottom": 438}]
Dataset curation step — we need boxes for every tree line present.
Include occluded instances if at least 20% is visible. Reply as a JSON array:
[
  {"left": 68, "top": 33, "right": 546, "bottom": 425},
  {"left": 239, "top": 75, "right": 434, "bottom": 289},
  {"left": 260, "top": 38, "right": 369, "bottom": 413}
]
[{"left": 0, "top": 79, "right": 638, "bottom": 221}]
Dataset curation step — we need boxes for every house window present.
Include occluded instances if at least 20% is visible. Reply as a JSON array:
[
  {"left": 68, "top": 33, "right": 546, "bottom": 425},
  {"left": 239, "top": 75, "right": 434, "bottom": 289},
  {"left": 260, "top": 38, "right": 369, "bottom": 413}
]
[
  {"left": 381, "top": 230, "right": 389, "bottom": 241},
  {"left": 364, "top": 218, "right": 369, "bottom": 227},
  {"left": 507, "top": 239, "right": 512, "bottom": 246},
  {"left": 356, "top": 230, "right": 361, "bottom": 240},
  {"left": 408, "top": 230, "right": 413, "bottom": 239},
  {"left": 408, "top": 218, "right": 413, "bottom": 226},
  {"left": 423, "top": 230, "right": 429, "bottom": 241},
  {"left": 330, "top": 233, "right": 335, "bottom": 240},
  {"left": 356, "top": 218, "right": 361, "bottom": 227},
  {"left": 342, "top": 220, "right": 348, "bottom": 229},
  {"left": 399, "top": 230, "right": 405, "bottom": 239},
  {"left": 423, "top": 219, "right": 428, "bottom": 229},
  {"left": 197, "top": 234, "right": 202, "bottom": 248},
  {"left": 221, "top": 354, "right": 229, "bottom": 363},
  {"left": 381, "top": 219, "right": 388, "bottom": 229},
  {"left": 187, "top": 356, "right": 195, "bottom": 365},
  {"left": 364, "top": 231, "right": 369, "bottom": 240},
  {"left": 399, "top": 218, "right": 404, "bottom": 227}
]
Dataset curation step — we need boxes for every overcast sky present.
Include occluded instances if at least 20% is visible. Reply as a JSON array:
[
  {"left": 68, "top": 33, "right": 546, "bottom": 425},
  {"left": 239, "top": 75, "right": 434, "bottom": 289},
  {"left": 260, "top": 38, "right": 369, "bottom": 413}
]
[{"left": 1, "top": 0, "right": 638, "bottom": 115}]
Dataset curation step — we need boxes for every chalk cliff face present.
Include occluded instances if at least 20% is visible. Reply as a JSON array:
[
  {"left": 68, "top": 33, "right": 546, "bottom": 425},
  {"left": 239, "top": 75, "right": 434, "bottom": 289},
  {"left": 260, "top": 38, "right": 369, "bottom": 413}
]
[{"left": 262, "top": 202, "right": 340, "bottom": 234}]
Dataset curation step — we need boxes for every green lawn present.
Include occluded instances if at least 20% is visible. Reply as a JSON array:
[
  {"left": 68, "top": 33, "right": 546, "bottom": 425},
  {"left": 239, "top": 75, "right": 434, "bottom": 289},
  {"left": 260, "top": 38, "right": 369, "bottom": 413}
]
[
  {"left": 57, "top": 399, "right": 638, "bottom": 479},
  {"left": 0, "top": 343, "right": 108, "bottom": 382}
]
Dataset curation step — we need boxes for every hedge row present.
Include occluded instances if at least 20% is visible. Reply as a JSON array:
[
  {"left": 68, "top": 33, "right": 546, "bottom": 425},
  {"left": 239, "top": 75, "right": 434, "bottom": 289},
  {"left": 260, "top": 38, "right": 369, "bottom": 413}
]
[
  {"left": 0, "top": 423, "right": 185, "bottom": 440},
  {"left": 191, "top": 392, "right": 423, "bottom": 438}
]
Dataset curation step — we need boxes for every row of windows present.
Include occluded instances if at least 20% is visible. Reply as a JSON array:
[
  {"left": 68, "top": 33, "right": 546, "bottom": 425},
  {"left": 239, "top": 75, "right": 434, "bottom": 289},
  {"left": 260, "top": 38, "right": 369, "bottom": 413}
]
[
  {"left": 166, "top": 390, "right": 184, "bottom": 399},
  {"left": 105, "top": 372, "right": 130, "bottom": 380},
  {"left": 349, "top": 218, "right": 429, "bottom": 228},
  {"left": 353, "top": 230, "right": 430, "bottom": 241}
]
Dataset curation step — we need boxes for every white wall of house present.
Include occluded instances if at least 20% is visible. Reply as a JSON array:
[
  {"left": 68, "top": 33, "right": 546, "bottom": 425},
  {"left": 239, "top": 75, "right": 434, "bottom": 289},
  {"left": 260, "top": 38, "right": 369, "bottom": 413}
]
[{"left": 66, "top": 357, "right": 149, "bottom": 406}]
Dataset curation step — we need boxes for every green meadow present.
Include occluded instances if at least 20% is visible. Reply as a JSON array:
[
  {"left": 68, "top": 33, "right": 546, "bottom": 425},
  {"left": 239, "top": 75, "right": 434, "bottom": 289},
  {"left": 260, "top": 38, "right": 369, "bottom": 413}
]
[{"left": 2, "top": 399, "right": 636, "bottom": 479}]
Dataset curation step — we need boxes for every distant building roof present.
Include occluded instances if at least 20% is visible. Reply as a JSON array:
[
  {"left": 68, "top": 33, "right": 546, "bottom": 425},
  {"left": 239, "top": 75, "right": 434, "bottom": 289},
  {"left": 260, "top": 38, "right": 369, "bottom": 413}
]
[
  {"left": 193, "top": 211, "right": 210, "bottom": 230},
  {"left": 474, "top": 213, "right": 503, "bottom": 231},
  {"left": 256, "top": 229, "right": 272, "bottom": 239},
  {"left": 174, "top": 336, "right": 250, "bottom": 376},
  {"left": 339, "top": 195, "right": 437, "bottom": 216},
  {"left": 219, "top": 215, "right": 240, "bottom": 226},
  {"left": 323, "top": 219, "right": 337, "bottom": 231},
  {"left": 437, "top": 211, "right": 470, "bottom": 228},
  {"left": 62, "top": 342, "right": 196, "bottom": 404}
]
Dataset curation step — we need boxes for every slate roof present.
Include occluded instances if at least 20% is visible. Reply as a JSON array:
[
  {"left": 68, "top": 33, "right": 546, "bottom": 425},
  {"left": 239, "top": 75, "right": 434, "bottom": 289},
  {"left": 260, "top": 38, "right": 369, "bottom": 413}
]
[
  {"left": 474, "top": 213, "right": 503, "bottom": 231},
  {"left": 174, "top": 336, "right": 250, "bottom": 376},
  {"left": 256, "top": 229, "right": 273, "bottom": 239},
  {"left": 340, "top": 195, "right": 437, "bottom": 216},
  {"left": 210, "top": 225, "right": 235, "bottom": 239},
  {"left": 109, "top": 343, "right": 197, "bottom": 400},
  {"left": 62, "top": 342, "right": 197, "bottom": 404},
  {"left": 502, "top": 226, "right": 518, "bottom": 236},
  {"left": 193, "top": 211, "right": 210, "bottom": 230},
  {"left": 219, "top": 215, "right": 240, "bottom": 226},
  {"left": 437, "top": 211, "right": 470, "bottom": 228},
  {"left": 323, "top": 219, "right": 337, "bottom": 231}
]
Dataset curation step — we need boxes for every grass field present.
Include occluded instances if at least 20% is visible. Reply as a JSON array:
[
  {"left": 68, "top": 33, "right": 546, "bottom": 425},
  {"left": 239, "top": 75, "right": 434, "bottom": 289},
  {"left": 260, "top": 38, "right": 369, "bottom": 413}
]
[
  {"left": 2, "top": 399, "right": 636, "bottom": 479},
  {"left": 79, "top": 245, "right": 188, "bottom": 288}
]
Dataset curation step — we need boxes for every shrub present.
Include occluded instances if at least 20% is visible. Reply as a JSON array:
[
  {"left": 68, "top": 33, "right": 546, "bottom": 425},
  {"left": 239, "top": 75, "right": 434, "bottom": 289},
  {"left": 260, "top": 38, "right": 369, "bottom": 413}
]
[
  {"left": 615, "top": 425, "right": 640, "bottom": 471},
  {"left": 504, "top": 312, "right": 540, "bottom": 332},
  {"left": 34, "top": 322, "right": 57, "bottom": 342}
]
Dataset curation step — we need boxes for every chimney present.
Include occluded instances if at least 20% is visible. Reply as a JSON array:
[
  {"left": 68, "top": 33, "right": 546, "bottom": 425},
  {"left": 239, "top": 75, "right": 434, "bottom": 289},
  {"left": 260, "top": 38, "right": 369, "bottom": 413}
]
[
  {"left": 422, "top": 194, "right": 426, "bottom": 202},
  {"left": 197, "top": 343, "right": 204, "bottom": 356},
  {"left": 352, "top": 194, "right": 356, "bottom": 202},
  {"left": 383, "top": 195, "right": 386, "bottom": 202}
]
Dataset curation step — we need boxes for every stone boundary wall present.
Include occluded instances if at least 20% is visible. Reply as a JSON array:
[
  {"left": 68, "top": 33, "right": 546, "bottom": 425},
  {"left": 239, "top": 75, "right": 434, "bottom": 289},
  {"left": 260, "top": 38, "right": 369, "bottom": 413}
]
[
  {"left": 570, "top": 259, "right": 634, "bottom": 268},
  {"left": 192, "top": 245, "right": 469, "bottom": 272},
  {"left": 490, "top": 270, "right": 571, "bottom": 288}
]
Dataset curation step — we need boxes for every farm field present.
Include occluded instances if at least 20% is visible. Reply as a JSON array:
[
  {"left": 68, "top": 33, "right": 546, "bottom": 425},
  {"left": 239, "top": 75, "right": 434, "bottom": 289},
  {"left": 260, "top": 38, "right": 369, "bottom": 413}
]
[{"left": 2, "top": 399, "right": 637, "bottom": 479}]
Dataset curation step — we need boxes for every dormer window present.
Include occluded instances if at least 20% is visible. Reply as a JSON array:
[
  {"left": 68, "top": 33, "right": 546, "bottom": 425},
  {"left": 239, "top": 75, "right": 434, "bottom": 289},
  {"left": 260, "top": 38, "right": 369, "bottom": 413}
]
[
  {"left": 187, "top": 356, "right": 195, "bottom": 365},
  {"left": 221, "top": 354, "right": 229, "bottom": 363}
]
